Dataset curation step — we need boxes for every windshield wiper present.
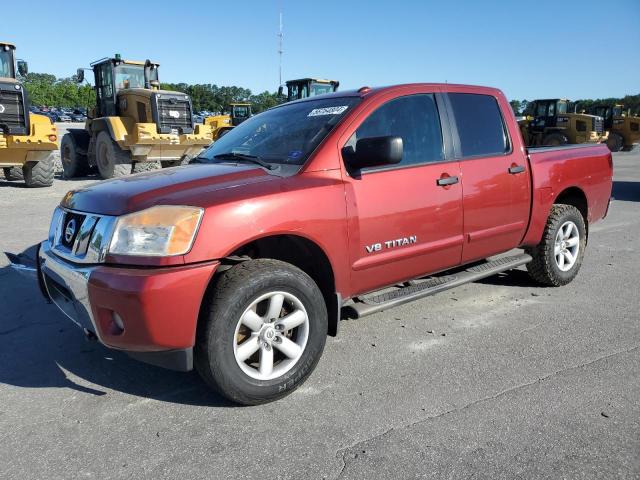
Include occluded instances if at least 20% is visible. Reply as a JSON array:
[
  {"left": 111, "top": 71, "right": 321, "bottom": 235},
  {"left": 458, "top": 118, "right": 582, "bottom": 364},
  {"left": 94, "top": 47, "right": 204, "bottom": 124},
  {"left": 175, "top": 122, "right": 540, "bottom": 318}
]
[
  {"left": 189, "top": 155, "right": 210, "bottom": 164},
  {"left": 213, "top": 152, "right": 275, "bottom": 170}
]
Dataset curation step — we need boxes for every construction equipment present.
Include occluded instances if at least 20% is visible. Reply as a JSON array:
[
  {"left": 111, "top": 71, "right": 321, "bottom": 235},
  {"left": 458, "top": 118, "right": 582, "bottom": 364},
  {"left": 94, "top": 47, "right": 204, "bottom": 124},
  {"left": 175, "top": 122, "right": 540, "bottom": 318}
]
[
  {"left": 278, "top": 78, "right": 339, "bottom": 102},
  {"left": 61, "top": 55, "right": 212, "bottom": 179},
  {"left": 203, "top": 103, "right": 252, "bottom": 140},
  {"left": 0, "top": 41, "right": 57, "bottom": 187},
  {"left": 591, "top": 104, "right": 640, "bottom": 152},
  {"left": 519, "top": 98, "right": 607, "bottom": 147}
]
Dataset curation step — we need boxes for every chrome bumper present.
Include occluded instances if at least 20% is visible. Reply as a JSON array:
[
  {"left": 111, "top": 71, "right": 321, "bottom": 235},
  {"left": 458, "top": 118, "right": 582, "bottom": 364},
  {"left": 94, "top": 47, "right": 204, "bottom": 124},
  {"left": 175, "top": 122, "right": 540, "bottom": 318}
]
[{"left": 38, "top": 240, "right": 101, "bottom": 340}]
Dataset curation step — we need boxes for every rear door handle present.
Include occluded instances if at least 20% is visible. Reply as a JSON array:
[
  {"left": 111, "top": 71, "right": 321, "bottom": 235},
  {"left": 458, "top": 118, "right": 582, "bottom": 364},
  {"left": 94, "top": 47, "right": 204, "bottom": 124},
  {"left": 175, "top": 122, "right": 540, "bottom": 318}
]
[
  {"left": 436, "top": 176, "right": 459, "bottom": 186},
  {"left": 508, "top": 165, "right": 526, "bottom": 174}
]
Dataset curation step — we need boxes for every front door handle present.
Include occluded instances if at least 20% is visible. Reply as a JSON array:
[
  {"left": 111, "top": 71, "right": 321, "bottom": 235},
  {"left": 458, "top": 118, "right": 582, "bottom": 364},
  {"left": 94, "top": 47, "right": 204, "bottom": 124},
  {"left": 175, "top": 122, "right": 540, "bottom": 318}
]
[
  {"left": 508, "top": 165, "right": 526, "bottom": 174},
  {"left": 436, "top": 175, "right": 459, "bottom": 186}
]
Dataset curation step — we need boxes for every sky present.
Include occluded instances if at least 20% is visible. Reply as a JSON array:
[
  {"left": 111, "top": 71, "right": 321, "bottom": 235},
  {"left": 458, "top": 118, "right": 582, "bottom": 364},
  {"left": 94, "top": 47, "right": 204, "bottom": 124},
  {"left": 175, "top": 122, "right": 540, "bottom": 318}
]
[{"left": 5, "top": 0, "right": 639, "bottom": 101}]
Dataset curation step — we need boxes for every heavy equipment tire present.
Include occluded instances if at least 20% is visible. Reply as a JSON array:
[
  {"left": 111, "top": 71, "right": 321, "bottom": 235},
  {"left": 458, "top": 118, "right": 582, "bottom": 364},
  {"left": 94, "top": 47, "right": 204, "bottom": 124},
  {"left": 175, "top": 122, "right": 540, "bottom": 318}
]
[
  {"left": 95, "top": 131, "right": 132, "bottom": 179},
  {"left": 61, "top": 134, "right": 90, "bottom": 178},
  {"left": 526, "top": 204, "right": 586, "bottom": 287},
  {"left": 606, "top": 132, "right": 624, "bottom": 152},
  {"left": 23, "top": 154, "right": 54, "bottom": 188},
  {"left": 543, "top": 132, "right": 569, "bottom": 146},
  {"left": 195, "top": 259, "right": 328, "bottom": 405},
  {"left": 132, "top": 161, "right": 161, "bottom": 173},
  {"left": 3, "top": 167, "right": 24, "bottom": 181}
]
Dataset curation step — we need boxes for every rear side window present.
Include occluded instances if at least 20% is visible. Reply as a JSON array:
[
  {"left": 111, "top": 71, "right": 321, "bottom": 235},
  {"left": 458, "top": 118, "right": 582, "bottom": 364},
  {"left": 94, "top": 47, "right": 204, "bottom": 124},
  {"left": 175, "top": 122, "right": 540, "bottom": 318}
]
[
  {"left": 348, "top": 94, "right": 444, "bottom": 167},
  {"left": 448, "top": 93, "right": 509, "bottom": 158}
]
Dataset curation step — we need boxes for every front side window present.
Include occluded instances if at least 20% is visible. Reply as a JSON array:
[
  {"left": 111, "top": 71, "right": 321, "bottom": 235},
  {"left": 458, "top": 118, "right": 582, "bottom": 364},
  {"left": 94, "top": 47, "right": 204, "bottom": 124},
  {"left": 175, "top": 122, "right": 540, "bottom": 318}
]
[
  {"left": 0, "top": 49, "right": 14, "bottom": 78},
  {"left": 448, "top": 93, "right": 509, "bottom": 158},
  {"left": 346, "top": 94, "right": 444, "bottom": 167}
]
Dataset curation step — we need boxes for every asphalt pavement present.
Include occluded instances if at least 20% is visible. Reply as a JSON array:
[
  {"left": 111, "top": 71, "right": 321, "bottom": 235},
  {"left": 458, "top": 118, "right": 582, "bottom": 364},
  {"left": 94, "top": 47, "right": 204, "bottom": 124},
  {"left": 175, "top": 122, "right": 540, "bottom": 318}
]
[{"left": 0, "top": 151, "right": 638, "bottom": 479}]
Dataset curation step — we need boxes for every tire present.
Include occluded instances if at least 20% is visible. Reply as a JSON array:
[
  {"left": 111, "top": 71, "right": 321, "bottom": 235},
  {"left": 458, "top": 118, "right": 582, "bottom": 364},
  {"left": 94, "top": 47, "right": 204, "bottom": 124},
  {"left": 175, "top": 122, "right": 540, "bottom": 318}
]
[
  {"left": 606, "top": 132, "right": 624, "bottom": 152},
  {"left": 195, "top": 259, "right": 328, "bottom": 405},
  {"left": 23, "top": 153, "right": 54, "bottom": 188},
  {"left": 543, "top": 132, "right": 569, "bottom": 146},
  {"left": 526, "top": 204, "right": 587, "bottom": 286},
  {"left": 3, "top": 167, "right": 24, "bottom": 181},
  {"left": 95, "top": 131, "right": 132, "bottom": 179},
  {"left": 132, "top": 161, "right": 161, "bottom": 173},
  {"left": 61, "top": 134, "right": 89, "bottom": 178}
]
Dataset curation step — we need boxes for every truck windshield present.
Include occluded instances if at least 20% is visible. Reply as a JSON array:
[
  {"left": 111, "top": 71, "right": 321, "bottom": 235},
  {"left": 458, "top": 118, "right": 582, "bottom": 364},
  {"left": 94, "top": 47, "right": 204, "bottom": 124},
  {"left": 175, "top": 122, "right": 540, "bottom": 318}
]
[
  {"left": 310, "top": 83, "right": 335, "bottom": 96},
  {"left": 114, "top": 64, "right": 157, "bottom": 90},
  {"left": 198, "top": 96, "right": 361, "bottom": 167},
  {"left": 0, "top": 49, "right": 14, "bottom": 78}
]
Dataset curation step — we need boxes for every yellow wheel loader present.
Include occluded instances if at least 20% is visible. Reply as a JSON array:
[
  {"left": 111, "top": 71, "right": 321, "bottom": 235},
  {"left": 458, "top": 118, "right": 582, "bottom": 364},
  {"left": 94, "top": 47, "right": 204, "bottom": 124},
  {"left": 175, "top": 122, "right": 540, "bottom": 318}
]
[
  {"left": 591, "top": 104, "right": 640, "bottom": 152},
  {"left": 519, "top": 99, "right": 607, "bottom": 147},
  {"left": 204, "top": 103, "right": 252, "bottom": 141},
  {"left": 0, "top": 41, "right": 57, "bottom": 187},
  {"left": 278, "top": 78, "right": 339, "bottom": 102},
  {"left": 62, "top": 55, "right": 212, "bottom": 179}
]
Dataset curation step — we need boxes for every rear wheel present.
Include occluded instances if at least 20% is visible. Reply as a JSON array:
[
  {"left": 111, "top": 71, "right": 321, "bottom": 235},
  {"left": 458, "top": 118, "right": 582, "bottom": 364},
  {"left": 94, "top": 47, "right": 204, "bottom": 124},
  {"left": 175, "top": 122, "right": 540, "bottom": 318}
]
[
  {"left": 606, "top": 132, "right": 624, "bottom": 152},
  {"left": 195, "top": 259, "right": 328, "bottom": 405},
  {"left": 23, "top": 153, "right": 55, "bottom": 188},
  {"left": 526, "top": 204, "right": 586, "bottom": 286},
  {"left": 95, "top": 131, "right": 132, "bottom": 179},
  {"left": 543, "top": 132, "right": 569, "bottom": 146},
  {"left": 61, "top": 134, "right": 90, "bottom": 178},
  {"left": 3, "top": 167, "right": 24, "bottom": 181}
]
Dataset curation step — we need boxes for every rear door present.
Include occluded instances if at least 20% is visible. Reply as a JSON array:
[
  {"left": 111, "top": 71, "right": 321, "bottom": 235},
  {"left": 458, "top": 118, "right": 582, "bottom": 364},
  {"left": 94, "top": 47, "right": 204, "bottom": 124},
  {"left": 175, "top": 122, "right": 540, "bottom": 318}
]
[
  {"left": 339, "top": 90, "right": 464, "bottom": 295},
  {"left": 445, "top": 91, "right": 531, "bottom": 263}
]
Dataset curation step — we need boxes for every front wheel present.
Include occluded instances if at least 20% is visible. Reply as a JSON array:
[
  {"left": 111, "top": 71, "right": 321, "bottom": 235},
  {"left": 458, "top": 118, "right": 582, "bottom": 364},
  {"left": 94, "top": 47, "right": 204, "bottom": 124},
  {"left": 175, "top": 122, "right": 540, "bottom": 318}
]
[
  {"left": 526, "top": 204, "right": 587, "bottom": 286},
  {"left": 606, "top": 132, "right": 624, "bottom": 152},
  {"left": 195, "top": 259, "right": 328, "bottom": 405},
  {"left": 95, "top": 131, "right": 132, "bottom": 179}
]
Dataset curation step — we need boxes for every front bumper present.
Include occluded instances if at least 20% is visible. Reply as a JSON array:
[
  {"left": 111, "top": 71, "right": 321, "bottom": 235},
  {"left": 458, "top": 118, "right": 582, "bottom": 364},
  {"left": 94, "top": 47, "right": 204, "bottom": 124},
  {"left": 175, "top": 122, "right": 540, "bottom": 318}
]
[{"left": 38, "top": 241, "right": 219, "bottom": 371}]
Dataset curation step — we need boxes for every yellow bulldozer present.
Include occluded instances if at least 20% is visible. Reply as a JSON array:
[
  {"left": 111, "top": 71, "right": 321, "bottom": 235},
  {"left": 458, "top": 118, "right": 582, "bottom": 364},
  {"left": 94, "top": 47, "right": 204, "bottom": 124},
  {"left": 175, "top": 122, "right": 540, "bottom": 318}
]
[
  {"left": 519, "top": 98, "right": 607, "bottom": 147},
  {"left": 278, "top": 78, "right": 339, "bottom": 102},
  {"left": 61, "top": 54, "right": 212, "bottom": 179},
  {"left": 204, "top": 102, "right": 252, "bottom": 140},
  {"left": 0, "top": 41, "right": 58, "bottom": 187},
  {"left": 591, "top": 104, "right": 640, "bottom": 152}
]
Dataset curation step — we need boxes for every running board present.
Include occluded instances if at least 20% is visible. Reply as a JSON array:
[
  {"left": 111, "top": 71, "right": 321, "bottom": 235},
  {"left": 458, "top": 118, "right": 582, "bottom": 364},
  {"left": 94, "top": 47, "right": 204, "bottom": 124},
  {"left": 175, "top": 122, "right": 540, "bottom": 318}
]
[{"left": 345, "top": 253, "right": 532, "bottom": 318}]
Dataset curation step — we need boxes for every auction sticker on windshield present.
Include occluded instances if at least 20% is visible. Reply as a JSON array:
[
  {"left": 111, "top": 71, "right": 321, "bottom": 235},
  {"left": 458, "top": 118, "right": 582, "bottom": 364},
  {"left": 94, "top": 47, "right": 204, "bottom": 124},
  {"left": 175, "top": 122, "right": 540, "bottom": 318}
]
[{"left": 308, "top": 106, "right": 349, "bottom": 117}]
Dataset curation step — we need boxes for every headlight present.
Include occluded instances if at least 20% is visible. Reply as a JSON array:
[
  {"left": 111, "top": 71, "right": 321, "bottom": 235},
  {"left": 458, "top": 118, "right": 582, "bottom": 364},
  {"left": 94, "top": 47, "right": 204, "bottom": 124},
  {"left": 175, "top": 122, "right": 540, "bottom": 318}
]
[{"left": 109, "top": 206, "right": 204, "bottom": 256}]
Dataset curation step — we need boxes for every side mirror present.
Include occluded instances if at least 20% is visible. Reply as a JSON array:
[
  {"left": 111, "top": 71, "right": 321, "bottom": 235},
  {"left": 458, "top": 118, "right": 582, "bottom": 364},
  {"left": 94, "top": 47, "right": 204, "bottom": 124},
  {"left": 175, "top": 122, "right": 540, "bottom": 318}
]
[
  {"left": 17, "top": 60, "right": 28, "bottom": 76},
  {"left": 342, "top": 136, "right": 403, "bottom": 170},
  {"left": 76, "top": 68, "right": 84, "bottom": 83}
]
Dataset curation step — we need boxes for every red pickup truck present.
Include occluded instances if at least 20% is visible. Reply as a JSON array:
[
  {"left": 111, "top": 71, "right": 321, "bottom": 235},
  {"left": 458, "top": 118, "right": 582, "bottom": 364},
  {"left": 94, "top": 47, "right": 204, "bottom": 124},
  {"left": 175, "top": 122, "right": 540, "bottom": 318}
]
[{"left": 37, "top": 83, "right": 612, "bottom": 405}]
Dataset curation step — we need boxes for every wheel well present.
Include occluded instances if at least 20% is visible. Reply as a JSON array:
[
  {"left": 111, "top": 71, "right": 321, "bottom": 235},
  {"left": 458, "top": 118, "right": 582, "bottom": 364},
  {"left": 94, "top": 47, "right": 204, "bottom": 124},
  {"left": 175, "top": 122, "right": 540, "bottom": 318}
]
[
  {"left": 554, "top": 187, "right": 589, "bottom": 236},
  {"left": 217, "top": 235, "right": 339, "bottom": 336}
]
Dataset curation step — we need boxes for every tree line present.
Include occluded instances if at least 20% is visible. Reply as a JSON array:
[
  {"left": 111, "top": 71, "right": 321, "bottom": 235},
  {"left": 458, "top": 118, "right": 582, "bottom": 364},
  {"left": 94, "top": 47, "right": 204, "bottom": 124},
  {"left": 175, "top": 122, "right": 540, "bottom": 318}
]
[
  {"left": 22, "top": 72, "right": 640, "bottom": 117},
  {"left": 510, "top": 95, "right": 640, "bottom": 116},
  {"left": 21, "top": 72, "right": 281, "bottom": 114}
]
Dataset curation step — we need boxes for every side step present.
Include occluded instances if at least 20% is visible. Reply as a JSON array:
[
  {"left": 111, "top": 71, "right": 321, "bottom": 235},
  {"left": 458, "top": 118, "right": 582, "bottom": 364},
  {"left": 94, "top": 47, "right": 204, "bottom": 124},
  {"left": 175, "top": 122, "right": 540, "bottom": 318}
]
[{"left": 345, "top": 253, "right": 532, "bottom": 318}]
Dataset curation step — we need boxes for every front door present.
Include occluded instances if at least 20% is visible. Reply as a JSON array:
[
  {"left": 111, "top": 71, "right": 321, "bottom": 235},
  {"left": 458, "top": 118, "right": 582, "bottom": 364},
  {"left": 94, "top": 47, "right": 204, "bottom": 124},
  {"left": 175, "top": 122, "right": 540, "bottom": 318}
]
[
  {"left": 445, "top": 91, "right": 531, "bottom": 263},
  {"left": 340, "top": 92, "right": 464, "bottom": 295}
]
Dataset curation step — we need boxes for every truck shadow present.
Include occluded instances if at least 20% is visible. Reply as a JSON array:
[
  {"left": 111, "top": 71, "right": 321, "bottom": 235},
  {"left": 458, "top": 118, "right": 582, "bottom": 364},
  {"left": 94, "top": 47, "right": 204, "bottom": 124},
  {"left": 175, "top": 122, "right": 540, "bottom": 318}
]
[
  {"left": 0, "top": 251, "right": 233, "bottom": 408},
  {"left": 475, "top": 268, "right": 543, "bottom": 288},
  {"left": 611, "top": 181, "right": 640, "bottom": 203}
]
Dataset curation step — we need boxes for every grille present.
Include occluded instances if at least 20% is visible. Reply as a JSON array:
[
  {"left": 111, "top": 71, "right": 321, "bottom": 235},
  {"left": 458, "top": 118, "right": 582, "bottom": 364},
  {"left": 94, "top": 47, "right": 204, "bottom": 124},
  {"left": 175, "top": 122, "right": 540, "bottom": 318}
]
[
  {"left": 0, "top": 87, "right": 27, "bottom": 135},
  {"left": 592, "top": 116, "right": 604, "bottom": 134},
  {"left": 157, "top": 96, "right": 193, "bottom": 133}
]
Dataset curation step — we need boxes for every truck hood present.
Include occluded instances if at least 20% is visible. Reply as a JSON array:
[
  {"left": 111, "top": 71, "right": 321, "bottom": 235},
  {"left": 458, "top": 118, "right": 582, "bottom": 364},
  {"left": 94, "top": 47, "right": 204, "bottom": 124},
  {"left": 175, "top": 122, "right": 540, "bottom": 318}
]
[{"left": 61, "top": 164, "right": 275, "bottom": 216}]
